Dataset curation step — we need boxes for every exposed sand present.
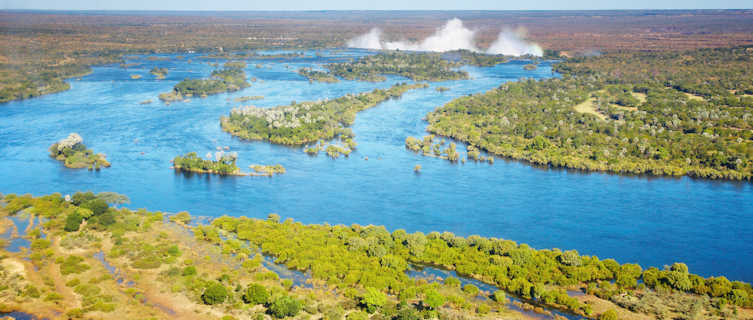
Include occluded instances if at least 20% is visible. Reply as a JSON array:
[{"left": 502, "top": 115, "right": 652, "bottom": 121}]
[
  {"left": 573, "top": 97, "right": 607, "bottom": 120},
  {"left": 684, "top": 92, "right": 705, "bottom": 101},
  {"left": 1, "top": 258, "right": 26, "bottom": 277}
]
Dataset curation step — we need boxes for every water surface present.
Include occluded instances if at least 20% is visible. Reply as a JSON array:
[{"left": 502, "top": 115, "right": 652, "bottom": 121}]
[{"left": 1, "top": 49, "right": 751, "bottom": 282}]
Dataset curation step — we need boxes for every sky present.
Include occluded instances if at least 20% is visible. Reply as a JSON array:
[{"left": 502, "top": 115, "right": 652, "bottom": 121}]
[{"left": 1, "top": 0, "right": 752, "bottom": 11}]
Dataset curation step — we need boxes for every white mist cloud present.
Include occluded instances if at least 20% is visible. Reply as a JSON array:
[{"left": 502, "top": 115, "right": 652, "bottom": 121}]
[
  {"left": 382, "top": 18, "right": 478, "bottom": 52},
  {"left": 346, "top": 18, "right": 543, "bottom": 57},
  {"left": 486, "top": 27, "right": 543, "bottom": 56},
  {"left": 346, "top": 28, "right": 384, "bottom": 50}
]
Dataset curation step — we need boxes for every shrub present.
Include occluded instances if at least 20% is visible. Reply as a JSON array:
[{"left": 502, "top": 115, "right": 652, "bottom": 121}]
[
  {"left": 599, "top": 309, "right": 618, "bottom": 320},
  {"left": 462, "top": 284, "right": 479, "bottom": 296},
  {"left": 347, "top": 310, "right": 368, "bottom": 320},
  {"left": 201, "top": 282, "right": 228, "bottom": 305},
  {"left": 64, "top": 212, "right": 83, "bottom": 232},
  {"left": 360, "top": 287, "right": 387, "bottom": 313},
  {"left": 243, "top": 284, "right": 269, "bottom": 305},
  {"left": 423, "top": 289, "right": 445, "bottom": 310},
  {"left": 269, "top": 295, "right": 302, "bottom": 318},
  {"left": 182, "top": 266, "right": 197, "bottom": 276}
]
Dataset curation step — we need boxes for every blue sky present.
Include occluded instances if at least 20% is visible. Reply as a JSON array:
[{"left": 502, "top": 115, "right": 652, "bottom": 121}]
[{"left": 2, "top": 0, "right": 751, "bottom": 10}]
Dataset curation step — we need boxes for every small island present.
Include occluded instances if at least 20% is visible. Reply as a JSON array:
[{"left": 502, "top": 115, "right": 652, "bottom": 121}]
[
  {"left": 221, "top": 82, "right": 428, "bottom": 145},
  {"left": 49, "top": 133, "right": 110, "bottom": 170},
  {"left": 172, "top": 151, "right": 242, "bottom": 176},
  {"left": 297, "top": 68, "right": 339, "bottom": 83},
  {"left": 160, "top": 61, "right": 250, "bottom": 102},
  {"left": 249, "top": 164, "right": 286, "bottom": 176},
  {"left": 325, "top": 52, "right": 469, "bottom": 82},
  {"left": 406, "top": 135, "right": 494, "bottom": 164},
  {"left": 234, "top": 95, "right": 264, "bottom": 102},
  {"left": 523, "top": 64, "right": 538, "bottom": 70},
  {"left": 149, "top": 67, "right": 168, "bottom": 79}
]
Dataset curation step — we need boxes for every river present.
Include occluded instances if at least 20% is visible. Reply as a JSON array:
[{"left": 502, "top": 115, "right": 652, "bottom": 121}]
[{"left": 0, "top": 49, "right": 750, "bottom": 282}]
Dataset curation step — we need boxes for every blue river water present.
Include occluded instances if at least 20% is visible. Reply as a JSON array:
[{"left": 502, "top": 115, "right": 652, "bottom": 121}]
[{"left": 0, "top": 49, "right": 751, "bottom": 283}]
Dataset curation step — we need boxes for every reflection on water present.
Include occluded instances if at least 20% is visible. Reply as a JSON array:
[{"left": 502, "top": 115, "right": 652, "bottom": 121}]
[{"left": 0, "top": 49, "right": 750, "bottom": 283}]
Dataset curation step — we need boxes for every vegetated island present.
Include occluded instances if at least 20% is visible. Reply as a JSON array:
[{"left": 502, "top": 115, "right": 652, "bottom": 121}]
[
  {"left": 221, "top": 82, "right": 428, "bottom": 146},
  {"left": 48, "top": 133, "right": 110, "bottom": 170},
  {"left": 234, "top": 95, "right": 264, "bottom": 102},
  {"left": 172, "top": 151, "right": 242, "bottom": 176},
  {"left": 424, "top": 46, "right": 753, "bottom": 181},
  {"left": 297, "top": 67, "right": 339, "bottom": 83},
  {"left": 149, "top": 67, "right": 168, "bottom": 79},
  {"left": 249, "top": 164, "right": 286, "bottom": 176},
  {"left": 405, "top": 135, "right": 494, "bottom": 164},
  {"left": 322, "top": 51, "right": 470, "bottom": 82},
  {"left": 298, "top": 50, "right": 509, "bottom": 83},
  {"left": 159, "top": 61, "right": 250, "bottom": 103},
  {"left": 1, "top": 193, "right": 751, "bottom": 320},
  {"left": 200, "top": 51, "right": 305, "bottom": 60}
]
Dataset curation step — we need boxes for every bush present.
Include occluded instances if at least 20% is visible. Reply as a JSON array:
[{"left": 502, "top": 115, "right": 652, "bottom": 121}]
[
  {"left": 81, "top": 198, "right": 109, "bottom": 216},
  {"left": 360, "top": 287, "right": 387, "bottom": 313},
  {"left": 201, "top": 282, "right": 228, "bottom": 305},
  {"left": 64, "top": 212, "right": 83, "bottom": 232},
  {"left": 423, "top": 289, "right": 445, "bottom": 310},
  {"left": 347, "top": 310, "right": 368, "bottom": 320},
  {"left": 269, "top": 295, "right": 302, "bottom": 318},
  {"left": 182, "top": 266, "right": 197, "bottom": 276},
  {"left": 599, "top": 309, "right": 618, "bottom": 320},
  {"left": 462, "top": 284, "right": 479, "bottom": 296},
  {"left": 243, "top": 284, "right": 269, "bottom": 305}
]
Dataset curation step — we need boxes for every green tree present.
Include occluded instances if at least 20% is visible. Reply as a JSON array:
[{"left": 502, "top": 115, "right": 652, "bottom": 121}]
[
  {"left": 423, "top": 289, "right": 445, "bottom": 310},
  {"left": 201, "top": 282, "right": 228, "bottom": 305},
  {"left": 268, "top": 295, "right": 302, "bottom": 318},
  {"left": 360, "top": 287, "right": 387, "bottom": 313},
  {"left": 243, "top": 284, "right": 269, "bottom": 305},
  {"left": 64, "top": 212, "right": 83, "bottom": 232}
]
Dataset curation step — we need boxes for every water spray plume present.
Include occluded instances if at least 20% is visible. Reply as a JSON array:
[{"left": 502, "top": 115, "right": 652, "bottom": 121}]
[{"left": 347, "top": 18, "right": 543, "bottom": 57}]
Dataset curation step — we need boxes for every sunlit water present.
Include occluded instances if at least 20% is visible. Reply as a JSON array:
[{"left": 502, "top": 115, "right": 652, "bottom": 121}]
[{"left": 1, "top": 49, "right": 751, "bottom": 282}]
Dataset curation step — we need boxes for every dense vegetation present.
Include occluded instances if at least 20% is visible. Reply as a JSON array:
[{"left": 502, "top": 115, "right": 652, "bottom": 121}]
[
  {"left": 405, "top": 135, "right": 494, "bottom": 164},
  {"left": 160, "top": 61, "right": 250, "bottom": 102},
  {"left": 0, "top": 62, "right": 93, "bottom": 103},
  {"left": 424, "top": 46, "right": 753, "bottom": 180},
  {"left": 2, "top": 193, "right": 752, "bottom": 320},
  {"left": 440, "top": 50, "right": 508, "bottom": 67},
  {"left": 221, "top": 82, "right": 428, "bottom": 145},
  {"left": 206, "top": 213, "right": 753, "bottom": 319},
  {"left": 48, "top": 133, "right": 110, "bottom": 170},
  {"left": 298, "top": 68, "right": 339, "bottom": 83},
  {"left": 296, "top": 50, "right": 508, "bottom": 84},
  {"left": 324, "top": 52, "right": 470, "bottom": 82},
  {"left": 172, "top": 151, "right": 240, "bottom": 175}
]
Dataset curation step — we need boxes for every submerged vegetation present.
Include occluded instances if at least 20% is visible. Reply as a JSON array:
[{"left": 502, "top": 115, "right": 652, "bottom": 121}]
[
  {"left": 160, "top": 61, "right": 249, "bottom": 102},
  {"left": 172, "top": 151, "right": 241, "bottom": 176},
  {"left": 425, "top": 46, "right": 753, "bottom": 180},
  {"left": 3, "top": 193, "right": 751, "bottom": 320},
  {"left": 149, "top": 67, "right": 168, "bottom": 79},
  {"left": 221, "top": 82, "right": 428, "bottom": 145},
  {"left": 48, "top": 133, "right": 110, "bottom": 170}
]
